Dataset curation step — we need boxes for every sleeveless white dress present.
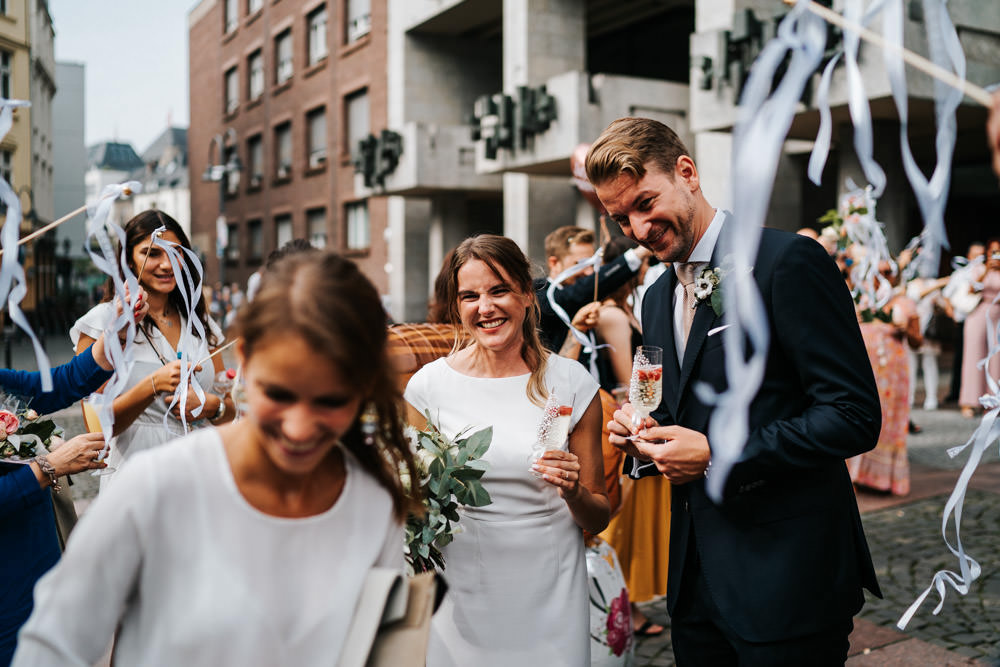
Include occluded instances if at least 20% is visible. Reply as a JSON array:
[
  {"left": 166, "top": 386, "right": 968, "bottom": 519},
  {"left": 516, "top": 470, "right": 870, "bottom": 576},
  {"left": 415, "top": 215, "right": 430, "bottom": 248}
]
[
  {"left": 405, "top": 355, "right": 599, "bottom": 666},
  {"left": 71, "top": 302, "right": 222, "bottom": 488}
]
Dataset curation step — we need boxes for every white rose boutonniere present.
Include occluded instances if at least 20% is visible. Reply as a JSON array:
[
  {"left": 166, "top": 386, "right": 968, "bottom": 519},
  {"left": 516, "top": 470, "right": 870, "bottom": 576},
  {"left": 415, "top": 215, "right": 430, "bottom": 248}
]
[{"left": 693, "top": 266, "right": 724, "bottom": 316}]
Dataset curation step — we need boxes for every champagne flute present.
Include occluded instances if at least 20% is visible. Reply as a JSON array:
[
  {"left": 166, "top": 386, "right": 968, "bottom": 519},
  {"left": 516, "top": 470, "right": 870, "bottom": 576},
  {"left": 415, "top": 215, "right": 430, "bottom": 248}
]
[
  {"left": 82, "top": 395, "right": 116, "bottom": 476},
  {"left": 528, "top": 389, "right": 575, "bottom": 476},
  {"left": 628, "top": 345, "right": 663, "bottom": 436}
]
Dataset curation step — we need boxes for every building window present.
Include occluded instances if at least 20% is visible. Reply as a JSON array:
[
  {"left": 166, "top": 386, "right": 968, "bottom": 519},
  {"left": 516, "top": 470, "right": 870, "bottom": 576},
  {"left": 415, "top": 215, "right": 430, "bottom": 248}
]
[
  {"left": 345, "top": 88, "right": 369, "bottom": 158},
  {"left": 248, "top": 50, "right": 264, "bottom": 100},
  {"left": 346, "top": 0, "right": 371, "bottom": 44},
  {"left": 274, "top": 122, "right": 292, "bottom": 179},
  {"left": 247, "top": 0, "right": 263, "bottom": 13},
  {"left": 0, "top": 51, "right": 10, "bottom": 99},
  {"left": 224, "top": 0, "right": 239, "bottom": 33},
  {"left": 307, "top": 107, "right": 326, "bottom": 168},
  {"left": 224, "top": 66, "right": 239, "bottom": 114},
  {"left": 247, "top": 134, "right": 263, "bottom": 187},
  {"left": 226, "top": 223, "right": 240, "bottom": 262},
  {"left": 275, "top": 30, "right": 293, "bottom": 84},
  {"left": 247, "top": 219, "right": 263, "bottom": 261},
  {"left": 275, "top": 214, "right": 293, "bottom": 249},
  {"left": 0, "top": 150, "right": 11, "bottom": 186},
  {"left": 307, "top": 5, "right": 328, "bottom": 65},
  {"left": 307, "top": 208, "right": 327, "bottom": 248},
  {"left": 345, "top": 201, "right": 369, "bottom": 250}
]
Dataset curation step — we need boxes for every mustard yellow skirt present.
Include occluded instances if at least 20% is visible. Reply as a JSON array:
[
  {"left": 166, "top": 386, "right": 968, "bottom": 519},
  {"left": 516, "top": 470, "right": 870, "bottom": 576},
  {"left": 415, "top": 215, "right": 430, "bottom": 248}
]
[{"left": 598, "top": 474, "right": 671, "bottom": 603}]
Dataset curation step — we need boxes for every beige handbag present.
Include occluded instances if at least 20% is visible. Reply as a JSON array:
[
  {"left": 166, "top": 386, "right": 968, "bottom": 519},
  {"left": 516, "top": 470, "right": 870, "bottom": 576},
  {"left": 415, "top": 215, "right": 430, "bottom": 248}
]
[{"left": 337, "top": 570, "right": 439, "bottom": 667}]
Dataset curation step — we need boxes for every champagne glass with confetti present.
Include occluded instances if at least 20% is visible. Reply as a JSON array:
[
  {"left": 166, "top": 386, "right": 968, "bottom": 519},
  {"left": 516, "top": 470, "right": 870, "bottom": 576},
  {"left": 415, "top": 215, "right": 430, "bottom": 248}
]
[{"left": 629, "top": 346, "right": 663, "bottom": 434}]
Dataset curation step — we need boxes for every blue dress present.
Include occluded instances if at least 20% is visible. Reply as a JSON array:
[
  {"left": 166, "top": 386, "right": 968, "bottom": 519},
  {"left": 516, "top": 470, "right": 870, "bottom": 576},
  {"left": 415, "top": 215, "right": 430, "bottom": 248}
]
[{"left": 0, "top": 345, "right": 112, "bottom": 666}]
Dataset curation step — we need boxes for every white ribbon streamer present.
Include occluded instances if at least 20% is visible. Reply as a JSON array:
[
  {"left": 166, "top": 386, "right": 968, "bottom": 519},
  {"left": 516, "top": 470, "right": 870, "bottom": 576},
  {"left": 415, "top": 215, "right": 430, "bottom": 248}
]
[
  {"left": 151, "top": 230, "right": 208, "bottom": 433},
  {"left": 0, "top": 98, "right": 52, "bottom": 391},
  {"left": 84, "top": 182, "right": 142, "bottom": 463},
  {"left": 808, "top": 0, "right": 888, "bottom": 193},
  {"left": 545, "top": 250, "right": 609, "bottom": 379},
  {"left": 698, "top": 1, "right": 827, "bottom": 502}
]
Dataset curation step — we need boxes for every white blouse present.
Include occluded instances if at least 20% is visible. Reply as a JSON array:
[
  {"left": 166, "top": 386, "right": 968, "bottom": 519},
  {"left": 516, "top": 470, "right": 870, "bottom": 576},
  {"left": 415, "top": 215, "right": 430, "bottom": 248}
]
[{"left": 13, "top": 428, "right": 403, "bottom": 666}]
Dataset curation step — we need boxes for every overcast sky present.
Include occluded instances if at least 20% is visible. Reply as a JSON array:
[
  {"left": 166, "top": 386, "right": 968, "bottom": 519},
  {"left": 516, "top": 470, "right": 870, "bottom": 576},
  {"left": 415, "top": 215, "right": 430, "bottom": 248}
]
[{"left": 48, "top": 0, "right": 196, "bottom": 153}]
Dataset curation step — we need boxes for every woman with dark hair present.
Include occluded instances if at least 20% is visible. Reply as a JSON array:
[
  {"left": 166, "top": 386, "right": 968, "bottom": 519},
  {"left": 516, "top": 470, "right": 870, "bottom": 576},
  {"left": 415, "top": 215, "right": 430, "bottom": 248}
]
[
  {"left": 405, "top": 234, "right": 609, "bottom": 665},
  {"left": 70, "top": 210, "right": 233, "bottom": 486},
  {"left": 15, "top": 252, "right": 420, "bottom": 665}
]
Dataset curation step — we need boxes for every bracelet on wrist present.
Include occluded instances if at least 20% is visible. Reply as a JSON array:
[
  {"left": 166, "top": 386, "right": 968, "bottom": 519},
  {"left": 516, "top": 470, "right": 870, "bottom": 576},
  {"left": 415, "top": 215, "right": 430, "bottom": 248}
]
[
  {"left": 33, "top": 454, "right": 61, "bottom": 491},
  {"left": 210, "top": 398, "right": 226, "bottom": 423}
]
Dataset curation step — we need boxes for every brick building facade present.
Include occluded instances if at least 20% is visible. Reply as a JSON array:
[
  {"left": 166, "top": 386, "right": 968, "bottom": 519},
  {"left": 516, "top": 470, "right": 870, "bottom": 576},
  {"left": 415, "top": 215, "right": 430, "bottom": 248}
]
[{"left": 188, "top": 0, "right": 387, "bottom": 294}]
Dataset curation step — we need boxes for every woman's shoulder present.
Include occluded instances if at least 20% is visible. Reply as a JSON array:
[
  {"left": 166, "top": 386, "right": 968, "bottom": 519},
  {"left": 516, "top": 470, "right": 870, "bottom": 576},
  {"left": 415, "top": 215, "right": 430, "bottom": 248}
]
[
  {"left": 115, "top": 429, "right": 219, "bottom": 490},
  {"left": 342, "top": 448, "right": 394, "bottom": 513},
  {"left": 70, "top": 302, "right": 114, "bottom": 344},
  {"left": 546, "top": 352, "right": 598, "bottom": 386}
]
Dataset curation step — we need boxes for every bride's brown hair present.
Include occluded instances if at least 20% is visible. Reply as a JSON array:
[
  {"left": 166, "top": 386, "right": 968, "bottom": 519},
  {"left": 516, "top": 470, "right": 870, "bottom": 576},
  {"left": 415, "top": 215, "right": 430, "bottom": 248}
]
[{"left": 234, "top": 251, "right": 421, "bottom": 520}]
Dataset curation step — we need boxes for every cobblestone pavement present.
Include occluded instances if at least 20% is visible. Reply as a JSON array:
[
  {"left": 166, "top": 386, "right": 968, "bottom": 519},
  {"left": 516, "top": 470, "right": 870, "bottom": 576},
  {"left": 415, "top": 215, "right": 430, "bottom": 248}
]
[{"left": 859, "top": 489, "right": 1000, "bottom": 664}]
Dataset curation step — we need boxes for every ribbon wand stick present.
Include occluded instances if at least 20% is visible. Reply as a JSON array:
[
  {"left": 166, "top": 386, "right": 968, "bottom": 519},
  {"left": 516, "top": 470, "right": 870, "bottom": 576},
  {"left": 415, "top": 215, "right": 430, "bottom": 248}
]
[
  {"left": 195, "top": 338, "right": 238, "bottom": 368},
  {"left": 0, "top": 185, "right": 137, "bottom": 256},
  {"left": 784, "top": 0, "right": 992, "bottom": 107}
]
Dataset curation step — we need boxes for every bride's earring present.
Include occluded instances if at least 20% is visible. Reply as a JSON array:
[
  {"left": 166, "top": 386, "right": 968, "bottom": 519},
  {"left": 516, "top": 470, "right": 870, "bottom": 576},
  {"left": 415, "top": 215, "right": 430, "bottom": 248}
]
[{"left": 361, "top": 402, "right": 378, "bottom": 446}]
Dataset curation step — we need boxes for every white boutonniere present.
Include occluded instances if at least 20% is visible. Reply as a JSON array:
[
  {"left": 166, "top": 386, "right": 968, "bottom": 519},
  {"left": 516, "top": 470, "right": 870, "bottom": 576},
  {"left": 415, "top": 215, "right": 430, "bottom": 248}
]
[
  {"left": 692, "top": 261, "right": 754, "bottom": 317},
  {"left": 693, "top": 266, "right": 724, "bottom": 316}
]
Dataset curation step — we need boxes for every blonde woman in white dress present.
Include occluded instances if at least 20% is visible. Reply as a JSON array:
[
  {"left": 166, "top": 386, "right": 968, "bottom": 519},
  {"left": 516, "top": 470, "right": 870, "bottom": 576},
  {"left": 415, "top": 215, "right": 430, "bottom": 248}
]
[{"left": 405, "top": 234, "right": 609, "bottom": 666}]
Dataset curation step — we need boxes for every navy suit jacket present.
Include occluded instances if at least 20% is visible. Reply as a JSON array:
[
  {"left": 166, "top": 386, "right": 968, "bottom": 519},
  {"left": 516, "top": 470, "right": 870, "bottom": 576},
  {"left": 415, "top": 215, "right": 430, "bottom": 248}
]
[{"left": 633, "top": 228, "right": 882, "bottom": 642}]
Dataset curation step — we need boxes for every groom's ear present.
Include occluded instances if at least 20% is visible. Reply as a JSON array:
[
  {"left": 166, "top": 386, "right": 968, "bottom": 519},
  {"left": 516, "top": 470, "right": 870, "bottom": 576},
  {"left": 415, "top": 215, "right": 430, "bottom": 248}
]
[{"left": 675, "top": 155, "right": 699, "bottom": 192}]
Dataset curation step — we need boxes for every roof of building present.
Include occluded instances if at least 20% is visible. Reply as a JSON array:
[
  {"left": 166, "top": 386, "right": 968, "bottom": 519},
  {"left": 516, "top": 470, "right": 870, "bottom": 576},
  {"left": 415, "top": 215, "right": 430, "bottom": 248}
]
[
  {"left": 132, "top": 126, "right": 189, "bottom": 192},
  {"left": 86, "top": 141, "right": 144, "bottom": 171}
]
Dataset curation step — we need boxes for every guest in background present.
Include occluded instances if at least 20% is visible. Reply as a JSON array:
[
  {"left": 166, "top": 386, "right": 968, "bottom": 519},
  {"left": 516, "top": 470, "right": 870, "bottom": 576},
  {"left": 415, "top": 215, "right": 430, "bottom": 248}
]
[
  {"left": 959, "top": 238, "right": 1000, "bottom": 418},
  {"left": 943, "top": 242, "right": 985, "bottom": 404}
]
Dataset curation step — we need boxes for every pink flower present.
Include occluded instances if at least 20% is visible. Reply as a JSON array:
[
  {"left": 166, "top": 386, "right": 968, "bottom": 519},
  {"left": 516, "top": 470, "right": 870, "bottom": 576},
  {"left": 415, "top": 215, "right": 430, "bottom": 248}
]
[
  {"left": 0, "top": 410, "right": 19, "bottom": 434},
  {"left": 605, "top": 589, "right": 631, "bottom": 656}
]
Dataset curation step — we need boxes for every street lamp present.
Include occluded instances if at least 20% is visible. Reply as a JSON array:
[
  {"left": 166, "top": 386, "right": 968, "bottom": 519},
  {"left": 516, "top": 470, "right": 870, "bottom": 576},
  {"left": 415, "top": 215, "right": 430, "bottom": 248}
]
[{"left": 202, "top": 128, "right": 242, "bottom": 287}]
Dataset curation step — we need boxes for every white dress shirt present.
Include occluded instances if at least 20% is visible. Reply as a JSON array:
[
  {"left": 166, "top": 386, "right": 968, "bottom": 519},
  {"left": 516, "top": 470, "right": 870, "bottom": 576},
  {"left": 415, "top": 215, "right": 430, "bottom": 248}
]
[{"left": 672, "top": 209, "right": 728, "bottom": 363}]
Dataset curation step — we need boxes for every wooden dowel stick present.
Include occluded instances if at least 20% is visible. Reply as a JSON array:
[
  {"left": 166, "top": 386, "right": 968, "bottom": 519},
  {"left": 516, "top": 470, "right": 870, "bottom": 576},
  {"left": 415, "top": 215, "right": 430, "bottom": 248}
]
[
  {"left": 785, "top": 0, "right": 993, "bottom": 107},
  {"left": 134, "top": 231, "right": 161, "bottom": 284},
  {"left": 0, "top": 186, "right": 134, "bottom": 256},
  {"left": 196, "top": 338, "right": 238, "bottom": 367}
]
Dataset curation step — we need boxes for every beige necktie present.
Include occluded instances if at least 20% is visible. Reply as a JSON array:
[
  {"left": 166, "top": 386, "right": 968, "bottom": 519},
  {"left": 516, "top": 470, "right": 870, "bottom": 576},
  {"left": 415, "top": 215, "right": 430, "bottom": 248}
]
[{"left": 676, "top": 262, "right": 706, "bottom": 346}]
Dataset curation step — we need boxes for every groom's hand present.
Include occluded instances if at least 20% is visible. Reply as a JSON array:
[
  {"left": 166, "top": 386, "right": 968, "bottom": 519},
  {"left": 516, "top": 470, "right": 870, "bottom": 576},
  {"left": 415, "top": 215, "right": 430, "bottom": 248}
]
[
  {"left": 608, "top": 403, "right": 657, "bottom": 461},
  {"left": 632, "top": 425, "right": 711, "bottom": 484}
]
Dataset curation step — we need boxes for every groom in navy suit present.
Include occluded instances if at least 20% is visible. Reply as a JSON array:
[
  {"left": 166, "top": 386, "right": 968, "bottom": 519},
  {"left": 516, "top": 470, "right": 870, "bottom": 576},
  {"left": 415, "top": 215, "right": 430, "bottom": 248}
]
[{"left": 587, "top": 118, "right": 882, "bottom": 665}]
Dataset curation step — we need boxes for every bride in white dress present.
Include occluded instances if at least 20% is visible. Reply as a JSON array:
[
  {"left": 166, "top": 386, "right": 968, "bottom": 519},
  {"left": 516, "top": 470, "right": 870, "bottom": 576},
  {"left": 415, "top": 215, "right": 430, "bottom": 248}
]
[{"left": 405, "top": 234, "right": 610, "bottom": 666}]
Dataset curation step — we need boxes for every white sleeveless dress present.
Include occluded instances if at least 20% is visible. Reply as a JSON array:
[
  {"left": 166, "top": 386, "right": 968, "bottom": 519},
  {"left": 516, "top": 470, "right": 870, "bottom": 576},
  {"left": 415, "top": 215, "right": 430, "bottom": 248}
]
[
  {"left": 405, "top": 355, "right": 599, "bottom": 666},
  {"left": 71, "top": 302, "right": 222, "bottom": 488}
]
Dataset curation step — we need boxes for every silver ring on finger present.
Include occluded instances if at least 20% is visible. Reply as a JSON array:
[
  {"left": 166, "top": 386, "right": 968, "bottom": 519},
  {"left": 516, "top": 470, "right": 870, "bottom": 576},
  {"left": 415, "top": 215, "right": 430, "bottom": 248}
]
[{"left": 563, "top": 470, "right": 568, "bottom": 480}]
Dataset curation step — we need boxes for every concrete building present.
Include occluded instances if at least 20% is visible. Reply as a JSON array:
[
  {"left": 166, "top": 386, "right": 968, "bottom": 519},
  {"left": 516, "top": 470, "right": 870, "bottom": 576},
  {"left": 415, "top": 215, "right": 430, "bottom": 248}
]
[
  {"left": 131, "top": 126, "right": 191, "bottom": 238},
  {"left": 52, "top": 61, "right": 86, "bottom": 259},
  {"left": 370, "top": 0, "right": 1000, "bottom": 321},
  {"left": 378, "top": 0, "right": 694, "bottom": 321},
  {"left": 188, "top": 0, "right": 388, "bottom": 293}
]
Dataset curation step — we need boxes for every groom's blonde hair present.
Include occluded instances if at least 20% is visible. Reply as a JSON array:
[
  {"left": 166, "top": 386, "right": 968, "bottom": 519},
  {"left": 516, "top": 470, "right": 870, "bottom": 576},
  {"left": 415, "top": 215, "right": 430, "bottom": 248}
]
[{"left": 586, "top": 117, "right": 690, "bottom": 185}]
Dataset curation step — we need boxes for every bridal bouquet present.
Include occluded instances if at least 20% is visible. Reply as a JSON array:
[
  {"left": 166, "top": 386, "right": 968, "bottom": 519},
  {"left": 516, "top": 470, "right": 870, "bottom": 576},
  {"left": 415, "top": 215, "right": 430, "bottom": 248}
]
[
  {"left": 404, "top": 416, "right": 492, "bottom": 574},
  {"left": 0, "top": 396, "right": 64, "bottom": 462}
]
